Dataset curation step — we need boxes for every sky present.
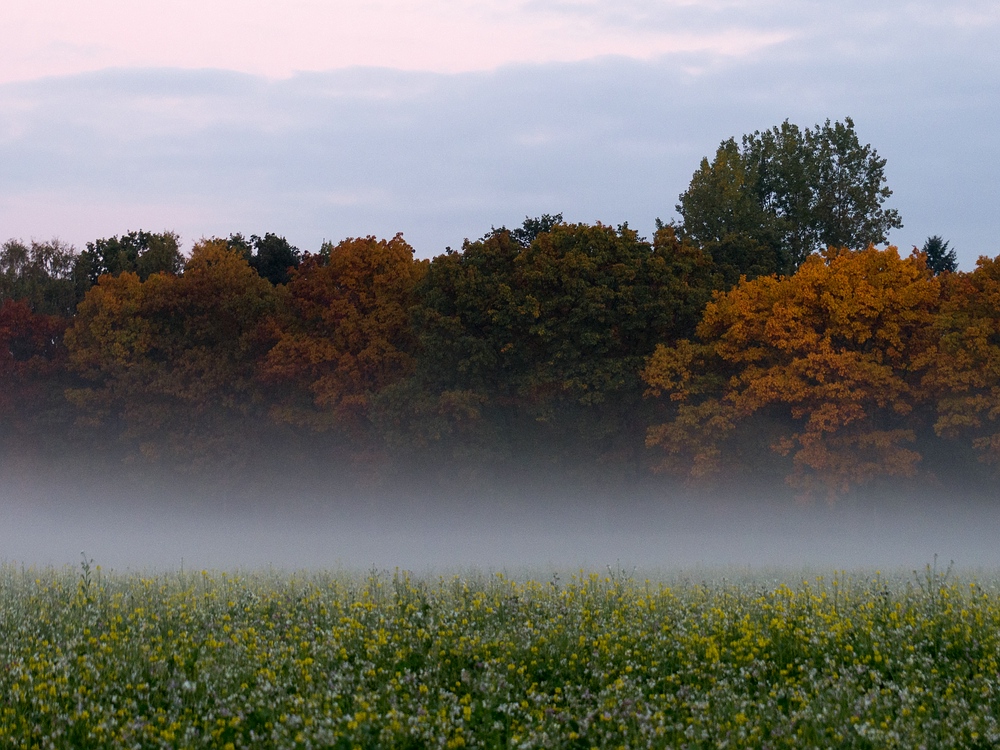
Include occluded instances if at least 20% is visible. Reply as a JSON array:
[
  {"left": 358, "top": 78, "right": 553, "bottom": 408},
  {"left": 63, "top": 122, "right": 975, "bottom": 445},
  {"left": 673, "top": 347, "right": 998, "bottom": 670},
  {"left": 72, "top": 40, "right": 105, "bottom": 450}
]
[{"left": 1, "top": 0, "right": 998, "bottom": 267}]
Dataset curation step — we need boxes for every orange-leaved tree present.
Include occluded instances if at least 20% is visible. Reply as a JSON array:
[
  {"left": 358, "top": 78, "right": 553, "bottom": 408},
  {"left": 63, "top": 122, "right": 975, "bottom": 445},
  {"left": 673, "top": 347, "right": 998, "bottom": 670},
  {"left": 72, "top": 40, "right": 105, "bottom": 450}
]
[
  {"left": 643, "top": 245, "right": 941, "bottom": 496},
  {"left": 260, "top": 234, "right": 427, "bottom": 436}
]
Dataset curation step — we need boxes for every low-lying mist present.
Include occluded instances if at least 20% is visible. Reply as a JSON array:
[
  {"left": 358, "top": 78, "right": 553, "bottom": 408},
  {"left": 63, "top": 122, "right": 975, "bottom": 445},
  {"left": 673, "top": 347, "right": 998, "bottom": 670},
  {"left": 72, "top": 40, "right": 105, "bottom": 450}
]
[{"left": 1, "top": 463, "right": 997, "bottom": 575}]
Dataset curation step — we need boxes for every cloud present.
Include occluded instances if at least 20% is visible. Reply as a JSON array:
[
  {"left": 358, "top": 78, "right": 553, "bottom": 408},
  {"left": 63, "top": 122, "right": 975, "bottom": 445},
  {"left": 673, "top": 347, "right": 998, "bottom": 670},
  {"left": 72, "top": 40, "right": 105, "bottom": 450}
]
[
  {"left": 0, "top": 2, "right": 996, "bottom": 267},
  {"left": 3, "top": 0, "right": 796, "bottom": 82}
]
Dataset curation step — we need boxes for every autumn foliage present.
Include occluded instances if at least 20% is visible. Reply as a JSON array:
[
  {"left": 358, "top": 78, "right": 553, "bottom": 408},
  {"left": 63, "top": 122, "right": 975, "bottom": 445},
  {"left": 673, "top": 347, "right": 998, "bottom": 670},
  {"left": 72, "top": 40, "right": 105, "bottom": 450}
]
[
  {"left": 643, "top": 246, "right": 946, "bottom": 495},
  {"left": 924, "top": 256, "right": 1000, "bottom": 463},
  {"left": 3, "top": 221, "right": 1000, "bottom": 496},
  {"left": 64, "top": 239, "right": 279, "bottom": 465},
  {"left": 0, "top": 300, "right": 69, "bottom": 454},
  {"left": 261, "top": 234, "right": 427, "bottom": 435}
]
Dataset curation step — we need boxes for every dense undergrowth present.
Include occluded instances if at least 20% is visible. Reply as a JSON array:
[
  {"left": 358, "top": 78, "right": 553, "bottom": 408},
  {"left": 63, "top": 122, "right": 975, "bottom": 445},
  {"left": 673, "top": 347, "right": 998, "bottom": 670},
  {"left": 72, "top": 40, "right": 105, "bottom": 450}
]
[{"left": 1, "top": 560, "right": 998, "bottom": 748}]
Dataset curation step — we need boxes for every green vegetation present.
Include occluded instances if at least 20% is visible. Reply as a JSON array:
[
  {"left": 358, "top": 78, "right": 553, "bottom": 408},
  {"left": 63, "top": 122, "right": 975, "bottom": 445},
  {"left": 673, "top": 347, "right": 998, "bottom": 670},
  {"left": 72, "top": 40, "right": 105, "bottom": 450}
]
[{"left": 2, "top": 561, "right": 999, "bottom": 748}]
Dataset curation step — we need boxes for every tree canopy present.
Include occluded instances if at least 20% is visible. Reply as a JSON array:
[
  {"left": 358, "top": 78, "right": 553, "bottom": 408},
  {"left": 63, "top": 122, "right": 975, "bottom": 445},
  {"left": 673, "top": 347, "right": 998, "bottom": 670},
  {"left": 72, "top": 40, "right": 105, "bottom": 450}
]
[
  {"left": 924, "top": 256, "right": 1000, "bottom": 463},
  {"left": 387, "top": 218, "right": 717, "bottom": 465},
  {"left": 65, "top": 239, "right": 279, "bottom": 465},
  {"left": 261, "top": 234, "right": 426, "bottom": 435},
  {"left": 78, "top": 230, "right": 184, "bottom": 287},
  {"left": 228, "top": 232, "right": 302, "bottom": 285},
  {"left": 0, "top": 238, "right": 84, "bottom": 316},
  {"left": 643, "top": 246, "right": 940, "bottom": 496},
  {"left": 0, "top": 299, "right": 70, "bottom": 452},
  {"left": 677, "top": 118, "right": 902, "bottom": 279}
]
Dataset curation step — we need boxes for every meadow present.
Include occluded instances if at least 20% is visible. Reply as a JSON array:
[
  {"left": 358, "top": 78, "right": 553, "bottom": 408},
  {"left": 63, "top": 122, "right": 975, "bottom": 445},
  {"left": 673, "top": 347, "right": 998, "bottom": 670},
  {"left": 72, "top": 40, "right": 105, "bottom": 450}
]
[{"left": 1, "top": 558, "right": 998, "bottom": 748}]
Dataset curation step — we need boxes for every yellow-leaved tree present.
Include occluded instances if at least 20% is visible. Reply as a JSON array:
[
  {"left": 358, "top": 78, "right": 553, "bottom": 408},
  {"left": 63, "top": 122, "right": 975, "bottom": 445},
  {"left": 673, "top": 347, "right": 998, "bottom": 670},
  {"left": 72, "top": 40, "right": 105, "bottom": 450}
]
[
  {"left": 924, "top": 256, "right": 1000, "bottom": 464},
  {"left": 65, "top": 239, "right": 279, "bottom": 465}
]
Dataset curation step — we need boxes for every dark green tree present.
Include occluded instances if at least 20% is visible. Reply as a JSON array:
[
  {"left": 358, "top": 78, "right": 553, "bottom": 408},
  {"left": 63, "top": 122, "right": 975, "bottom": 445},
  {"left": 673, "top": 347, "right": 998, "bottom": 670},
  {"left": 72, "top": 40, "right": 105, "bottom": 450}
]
[
  {"left": 508, "top": 213, "right": 563, "bottom": 248},
  {"left": 677, "top": 117, "right": 902, "bottom": 277},
  {"left": 385, "top": 218, "right": 716, "bottom": 467},
  {"left": 228, "top": 232, "right": 301, "bottom": 285},
  {"left": 795, "top": 118, "right": 901, "bottom": 257},
  {"left": 673, "top": 137, "right": 785, "bottom": 285},
  {"left": 922, "top": 235, "right": 958, "bottom": 275},
  {"left": 78, "top": 230, "right": 183, "bottom": 286}
]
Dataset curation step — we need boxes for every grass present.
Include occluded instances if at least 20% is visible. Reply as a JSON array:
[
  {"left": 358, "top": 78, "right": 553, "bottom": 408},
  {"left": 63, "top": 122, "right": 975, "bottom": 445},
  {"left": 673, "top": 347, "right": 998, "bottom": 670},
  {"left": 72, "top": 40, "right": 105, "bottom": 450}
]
[{"left": 1, "top": 557, "right": 999, "bottom": 748}]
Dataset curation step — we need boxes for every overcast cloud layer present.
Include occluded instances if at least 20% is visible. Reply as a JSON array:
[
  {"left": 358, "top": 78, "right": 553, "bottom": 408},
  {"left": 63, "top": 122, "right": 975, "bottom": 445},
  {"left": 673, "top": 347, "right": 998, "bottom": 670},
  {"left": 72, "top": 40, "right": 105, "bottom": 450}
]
[{"left": 1, "top": 0, "right": 997, "bottom": 266}]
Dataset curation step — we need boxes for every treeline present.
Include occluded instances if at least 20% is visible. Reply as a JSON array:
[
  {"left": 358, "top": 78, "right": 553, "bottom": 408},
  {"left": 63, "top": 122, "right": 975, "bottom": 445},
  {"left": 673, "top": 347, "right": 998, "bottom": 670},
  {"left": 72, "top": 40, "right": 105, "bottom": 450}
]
[
  {"left": 1, "top": 118, "right": 986, "bottom": 496},
  {"left": 0, "top": 224, "right": 709, "bottom": 477}
]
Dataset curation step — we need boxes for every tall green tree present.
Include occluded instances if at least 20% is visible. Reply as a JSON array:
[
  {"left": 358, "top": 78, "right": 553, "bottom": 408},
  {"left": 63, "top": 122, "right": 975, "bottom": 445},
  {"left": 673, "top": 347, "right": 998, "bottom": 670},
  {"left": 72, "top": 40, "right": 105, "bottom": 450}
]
[
  {"left": 673, "top": 138, "right": 784, "bottom": 285},
  {"left": 677, "top": 117, "right": 902, "bottom": 277}
]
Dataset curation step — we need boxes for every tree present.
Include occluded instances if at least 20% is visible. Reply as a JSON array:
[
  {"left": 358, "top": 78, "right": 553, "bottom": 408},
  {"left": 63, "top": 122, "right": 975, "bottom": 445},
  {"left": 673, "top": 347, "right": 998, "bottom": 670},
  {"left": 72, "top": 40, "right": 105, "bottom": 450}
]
[
  {"left": 78, "top": 230, "right": 183, "bottom": 286},
  {"left": 0, "top": 238, "right": 84, "bottom": 316},
  {"left": 228, "top": 232, "right": 301, "bottom": 285},
  {"left": 509, "top": 213, "right": 563, "bottom": 248},
  {"left": 65, "top": 239, "right": 279, "bottom": 466},
  {"left": 512, "top": 223, "right": 713, "bottom": 426},
  {"left": 922, "top": 236, "right": 958, "bottom": 275},
  {"left": 674, "top": 139, "right": 785, "bottom": 284},
  {"left": 643, "top": 246, "right": 940, "bottom": 497},
  {"left": 394, "top": 218, "right": 716, "bottom": 466},
  {"left": 796, "top": 119, "right": 901, "bottom": 255},
  {"left": 677, "top": 118, "right": 902, "bottom": 277},
  {"left": 374, "top": 229, "right": 524, "bottom": 460},
  {"left": 260, "top": 234, "right": 427, "bottom": 435},
  {"left": 0, "top": 299, "right": 71, "bottom": 454},
  {"left": 924, "top": 256, "right": 1000, "bottom": 465}
]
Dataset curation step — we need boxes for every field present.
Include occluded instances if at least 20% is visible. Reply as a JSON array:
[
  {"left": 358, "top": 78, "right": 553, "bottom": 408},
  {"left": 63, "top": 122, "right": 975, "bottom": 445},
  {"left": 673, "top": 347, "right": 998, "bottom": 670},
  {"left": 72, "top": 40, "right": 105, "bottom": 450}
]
[{"left": 1, "top": 559, "right": 998, "bottom": 748}]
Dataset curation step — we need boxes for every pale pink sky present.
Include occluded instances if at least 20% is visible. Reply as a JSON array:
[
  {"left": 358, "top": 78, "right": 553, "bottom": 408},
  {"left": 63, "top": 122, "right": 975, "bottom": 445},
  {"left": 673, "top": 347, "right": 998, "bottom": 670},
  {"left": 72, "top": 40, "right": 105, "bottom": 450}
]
[{"left": 4, "top": 0, "right": 792, "bottom": 82}]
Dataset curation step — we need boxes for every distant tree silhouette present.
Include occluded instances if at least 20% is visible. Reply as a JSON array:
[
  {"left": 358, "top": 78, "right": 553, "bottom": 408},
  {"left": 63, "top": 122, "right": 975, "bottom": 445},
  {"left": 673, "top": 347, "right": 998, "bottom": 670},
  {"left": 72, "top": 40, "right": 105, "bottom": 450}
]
[
  {"left": 509, "top": 213, "right": 563, "bottom": 248},
  {"left": 482, "top": 214, "right": 564, "bottom": 249},
  {"left": 922, "top": 235, "right": 958, "bottom": 274},
  {"left": 228, "top": 232, "right": 301, "bottom": 285}
]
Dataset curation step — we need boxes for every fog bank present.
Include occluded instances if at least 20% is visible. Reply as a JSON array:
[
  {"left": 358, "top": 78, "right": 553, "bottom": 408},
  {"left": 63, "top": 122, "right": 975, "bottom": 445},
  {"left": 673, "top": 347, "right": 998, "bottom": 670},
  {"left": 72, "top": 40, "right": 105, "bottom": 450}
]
[{"left": 1, "top": 468, "right": 996, "bottom": 575}]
